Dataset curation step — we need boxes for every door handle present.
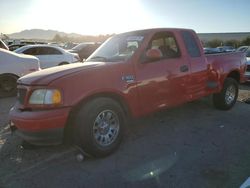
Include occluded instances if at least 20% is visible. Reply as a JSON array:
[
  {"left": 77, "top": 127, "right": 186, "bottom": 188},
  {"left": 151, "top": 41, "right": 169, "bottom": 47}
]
[{"left": 180, "top": 65, "right": 189, "bottom": 72}]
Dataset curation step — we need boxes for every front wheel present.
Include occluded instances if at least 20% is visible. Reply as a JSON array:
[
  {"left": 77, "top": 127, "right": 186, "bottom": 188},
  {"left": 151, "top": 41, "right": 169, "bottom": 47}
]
[
  {"left": 213, "top": 78, "right": 238, "bottom": 110},
  {"left": 74, "top": 97, "right": 125, "bottom": 157}
]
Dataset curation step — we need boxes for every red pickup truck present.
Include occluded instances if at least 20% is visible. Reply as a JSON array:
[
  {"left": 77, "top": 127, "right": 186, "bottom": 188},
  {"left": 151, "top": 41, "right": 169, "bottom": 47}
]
[{"left": 9, "top": 28, "right": 247, "bottom": 157}]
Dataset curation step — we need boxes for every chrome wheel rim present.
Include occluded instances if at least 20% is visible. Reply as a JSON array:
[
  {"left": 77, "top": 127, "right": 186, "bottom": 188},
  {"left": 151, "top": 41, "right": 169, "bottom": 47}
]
[
  {"left": 93, "top": 110, "right": 119, "bottom": 146},
  {"left": 225, "top": 85, "right": 236, "bottom": 105}
]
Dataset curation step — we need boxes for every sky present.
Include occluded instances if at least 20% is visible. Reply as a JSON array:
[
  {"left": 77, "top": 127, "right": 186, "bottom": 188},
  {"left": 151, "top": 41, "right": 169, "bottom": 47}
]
[{"left": 1, "top": 0, "right": 250, "bottom": 35}]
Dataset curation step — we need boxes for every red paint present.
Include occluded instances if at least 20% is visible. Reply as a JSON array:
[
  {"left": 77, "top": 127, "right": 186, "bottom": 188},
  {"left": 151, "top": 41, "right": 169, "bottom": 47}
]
[{"left": 10, "top": 106, "right": 70, "bottom": 131}]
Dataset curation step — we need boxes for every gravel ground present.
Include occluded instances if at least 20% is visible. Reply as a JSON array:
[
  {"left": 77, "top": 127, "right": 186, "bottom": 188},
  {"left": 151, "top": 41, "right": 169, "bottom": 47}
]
[{"left": 0, "top": 83, "right": 250, "bottom": 188}]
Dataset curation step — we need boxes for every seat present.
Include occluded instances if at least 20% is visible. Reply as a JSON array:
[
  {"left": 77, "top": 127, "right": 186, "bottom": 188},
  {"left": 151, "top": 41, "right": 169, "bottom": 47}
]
[{"left": 159, "top": 45, "right": 177, "bottom": 58}]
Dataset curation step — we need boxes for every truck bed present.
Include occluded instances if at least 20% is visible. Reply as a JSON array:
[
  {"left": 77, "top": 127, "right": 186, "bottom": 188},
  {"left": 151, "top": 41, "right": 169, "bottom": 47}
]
[{"left": 205, "top": 51, "right": 246, "bottom": 83}]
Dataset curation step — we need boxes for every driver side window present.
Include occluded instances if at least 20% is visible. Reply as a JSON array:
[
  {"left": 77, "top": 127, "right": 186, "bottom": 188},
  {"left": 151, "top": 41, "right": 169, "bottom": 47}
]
[{"left": 148, "top": 32, "right": 180, "bottom": 59}]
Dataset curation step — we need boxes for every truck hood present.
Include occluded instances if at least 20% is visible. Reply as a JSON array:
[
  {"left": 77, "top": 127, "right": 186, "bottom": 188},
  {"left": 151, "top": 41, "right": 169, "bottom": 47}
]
[{"left": 18, "top": 62, "right": 105, "bottom": 85}]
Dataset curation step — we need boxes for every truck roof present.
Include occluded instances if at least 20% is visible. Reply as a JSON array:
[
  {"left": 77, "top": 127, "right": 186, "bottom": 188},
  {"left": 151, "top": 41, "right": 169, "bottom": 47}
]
[{"left": 117, "top": 28, "right": 194, "bottom": 35}]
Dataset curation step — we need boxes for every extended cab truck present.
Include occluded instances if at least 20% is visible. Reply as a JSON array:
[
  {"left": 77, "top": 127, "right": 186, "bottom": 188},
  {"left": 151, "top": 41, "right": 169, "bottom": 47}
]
[{"left": 9, "top": 28, "right": 247, "bottom": 157}]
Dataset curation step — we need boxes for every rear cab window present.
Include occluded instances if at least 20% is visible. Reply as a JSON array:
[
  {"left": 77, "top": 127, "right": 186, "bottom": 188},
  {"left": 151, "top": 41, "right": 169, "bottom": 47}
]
[{"left": 181, "top": 31, "right": 201, "bottom": 57}]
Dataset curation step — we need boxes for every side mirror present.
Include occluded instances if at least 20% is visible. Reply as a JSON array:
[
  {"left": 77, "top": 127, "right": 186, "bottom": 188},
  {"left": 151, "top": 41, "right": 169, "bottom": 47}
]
[{"left": 145, "top": 48, "right": 163, "bottom": 60}]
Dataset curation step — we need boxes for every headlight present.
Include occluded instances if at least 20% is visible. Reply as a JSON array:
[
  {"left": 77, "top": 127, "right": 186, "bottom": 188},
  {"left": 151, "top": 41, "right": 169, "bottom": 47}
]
[{"left": 29, "top": 89, "right": 62, "bottom": 105}]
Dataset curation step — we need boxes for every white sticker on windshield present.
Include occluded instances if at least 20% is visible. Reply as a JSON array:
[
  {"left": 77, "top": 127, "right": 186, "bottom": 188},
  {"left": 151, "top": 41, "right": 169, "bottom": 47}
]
[{"left": 127, "top": 36, "right": 144, "bottom": 41}]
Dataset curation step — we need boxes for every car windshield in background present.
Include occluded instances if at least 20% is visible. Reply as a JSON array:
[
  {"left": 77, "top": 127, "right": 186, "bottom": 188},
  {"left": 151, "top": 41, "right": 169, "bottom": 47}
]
[
  {"left": 236, "top": 46, "right": 249, "bottom": 52},
  {"left": 236, "top": 46, "right": 250, "bottom": 57},
  {"left": 71, "top": 43, "right": 88, "bottom": 50},
  {"left": 86, "top": 34, "right": 144, "bottom": 62},
  {"left": 246, "top": 49, "right": 250, "bottom": 57}
]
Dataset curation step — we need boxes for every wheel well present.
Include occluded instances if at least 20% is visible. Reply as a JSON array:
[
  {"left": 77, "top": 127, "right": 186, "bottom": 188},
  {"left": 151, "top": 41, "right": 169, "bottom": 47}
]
[
  {"left": 63, "top": 92, "right": 131, "bottom": 144},
  {"left": 74, "top": 93, "right": 131, "bottom": 118},
  {"left": 227, "top": 71, "right": 240, "bottom": 82}
]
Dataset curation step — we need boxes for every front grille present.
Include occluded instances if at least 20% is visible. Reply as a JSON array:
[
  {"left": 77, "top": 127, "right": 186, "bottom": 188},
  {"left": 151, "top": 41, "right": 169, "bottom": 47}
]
[{"left": 17, "top": 88, "right": 27, "bottom": 105}]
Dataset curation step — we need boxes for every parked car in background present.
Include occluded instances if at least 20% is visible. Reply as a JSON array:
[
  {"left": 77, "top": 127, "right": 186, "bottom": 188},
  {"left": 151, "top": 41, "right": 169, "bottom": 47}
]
[
  {"left": 240, "top": 46, "right": 250, "bottom": 81},
  {"left": 63, "top": 42, "right": 78, "bottom": 49},
  {"left": 48, "top": 42, "right": 63, "bottom": 48},
  {"left": 0, "top": 48, "right": 40, "bottom": 97},
  {"left": 0, "top": 39, "right": 9, "bottom": 50},
  {"left": 68, "top": 42, "right": 101, "bottom": 61},
  {"left": 14, "top": 45, "right": 80, "bottom": 69},
  {"left": 216, "top": 46, "right": 235, "bottom": 52},
  {"left": 8, "top": 44, "right": 26, "bottom": 51},
  {"left": 9, "top": 41, "right": 48, "bottom": 51},
  {"left": 203, "top": 47, "right": 220, "bottom": 54},
  {"left": 236, "top": 46, "right": 249, "bottom": 52}
]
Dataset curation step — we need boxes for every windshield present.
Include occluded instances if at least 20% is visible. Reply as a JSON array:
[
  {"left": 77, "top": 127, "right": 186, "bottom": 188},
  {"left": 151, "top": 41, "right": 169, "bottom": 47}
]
[{"left": 86, "top": 34, "right": 144, "bottom": 62}]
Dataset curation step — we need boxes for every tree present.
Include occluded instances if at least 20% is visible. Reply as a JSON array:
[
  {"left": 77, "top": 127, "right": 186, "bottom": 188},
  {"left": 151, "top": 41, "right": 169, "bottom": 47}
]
[
  {"left": 241, "top": 37, "right": 250, "bottom": 46},
  {"left": 206, "top": 39, "right": 223, "bottom": 48},
  {"left": 224, "top": 40, "right": 240, "bottom": 48}
]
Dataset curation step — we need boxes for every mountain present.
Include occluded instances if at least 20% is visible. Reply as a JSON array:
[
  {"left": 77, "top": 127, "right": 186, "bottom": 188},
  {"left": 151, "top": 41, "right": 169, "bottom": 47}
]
[
  {"left": 7, "top": 29, "right": 83, "bottom": 40},
  {"left": 7, "top": 29, "right": 250, "bottom": 42}
]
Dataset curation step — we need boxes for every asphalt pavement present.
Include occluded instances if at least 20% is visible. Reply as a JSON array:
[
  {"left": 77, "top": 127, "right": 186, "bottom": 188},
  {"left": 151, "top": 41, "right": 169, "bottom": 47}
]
[{"left": 0, "top": 84, "right": 250, "bottom": 188}]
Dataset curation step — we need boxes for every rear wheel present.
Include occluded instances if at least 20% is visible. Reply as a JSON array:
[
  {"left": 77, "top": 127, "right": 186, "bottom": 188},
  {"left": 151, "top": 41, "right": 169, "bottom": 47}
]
[
  {"left": 213, "top": 78, "right": 238, "bottom": 110},
  {"left": 74, "top": 97, "right": 125, "bottom": 157},
  {"left": 0, "top": 75, "right": 18, "bottom": 98}
]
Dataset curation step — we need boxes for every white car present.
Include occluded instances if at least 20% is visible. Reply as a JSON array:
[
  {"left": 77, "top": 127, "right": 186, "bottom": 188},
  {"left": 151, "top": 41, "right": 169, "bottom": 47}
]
[
  {"left": 237, "top": 46, "right": 250, "bottom": 81},
  {"left": 0, "top": 48, "right": 40, "bottom": 97},
  {"left": 243, "top": 47, "right": 250, "bottom": 81},
  {"left": 15, "top": 45, "right": 80, "bottom": 69}
]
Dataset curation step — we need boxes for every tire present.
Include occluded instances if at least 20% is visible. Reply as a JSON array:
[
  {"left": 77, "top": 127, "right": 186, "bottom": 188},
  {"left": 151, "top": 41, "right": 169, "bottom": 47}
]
[
  {"left": 74, "top": 97, "right": 125, "bottom": 157},
  {"left": 213, "top": 78, "right": 238, "bottom": 110},
  {"left": 0, "top": 75, "right": 18, "bottom": 98}
]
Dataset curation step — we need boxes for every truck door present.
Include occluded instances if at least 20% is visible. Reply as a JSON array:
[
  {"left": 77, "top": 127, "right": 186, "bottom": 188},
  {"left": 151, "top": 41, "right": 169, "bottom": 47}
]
[
  {"left": 181, "top": 31, "right": 208, "bottom": 100},
  {"left": 135, "top": 31, "right": 190, "bottom": 115}
]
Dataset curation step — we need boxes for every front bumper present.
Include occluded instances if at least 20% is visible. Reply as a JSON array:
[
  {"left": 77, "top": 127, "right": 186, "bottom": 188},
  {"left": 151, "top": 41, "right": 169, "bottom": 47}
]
[
  {"left": 13, "top": 127, "right": 64, "bottom": 146},
  {"left": 9, "top": 105, "right": 71, "bottom": 145}
]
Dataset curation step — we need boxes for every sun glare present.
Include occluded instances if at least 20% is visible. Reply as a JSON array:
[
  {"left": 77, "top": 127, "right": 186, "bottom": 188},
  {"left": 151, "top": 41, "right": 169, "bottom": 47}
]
[{"left": 25, "top": 0, "right": 152, "bottom": 35}]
